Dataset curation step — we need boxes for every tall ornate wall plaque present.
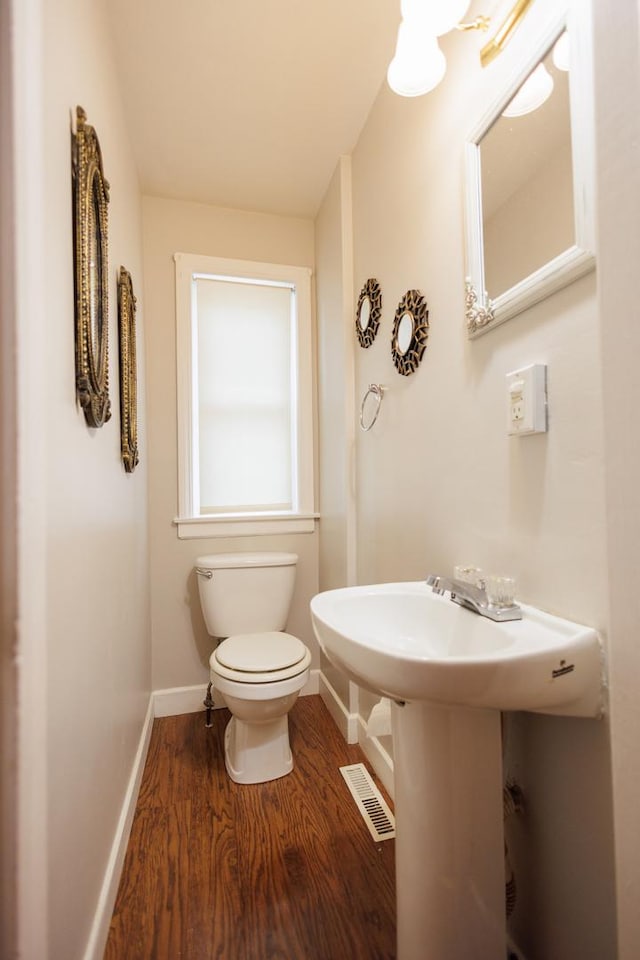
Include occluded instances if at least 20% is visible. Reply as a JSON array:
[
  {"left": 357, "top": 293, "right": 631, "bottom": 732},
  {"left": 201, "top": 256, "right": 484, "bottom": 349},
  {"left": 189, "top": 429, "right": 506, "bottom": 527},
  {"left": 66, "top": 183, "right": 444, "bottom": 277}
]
[
  {"left": 72, "top": 105, "right": 111, "bottom": 427},
  {"left": 117, "top": 267, "right": 139, "bottom": 473}
]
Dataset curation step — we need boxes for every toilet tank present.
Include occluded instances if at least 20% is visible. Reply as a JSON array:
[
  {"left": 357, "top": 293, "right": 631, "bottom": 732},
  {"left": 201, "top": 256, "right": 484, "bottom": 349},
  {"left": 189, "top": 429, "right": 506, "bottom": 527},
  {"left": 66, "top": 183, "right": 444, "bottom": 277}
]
[{"left": 195, "top": 551, "right": 298, "bottom": 637}]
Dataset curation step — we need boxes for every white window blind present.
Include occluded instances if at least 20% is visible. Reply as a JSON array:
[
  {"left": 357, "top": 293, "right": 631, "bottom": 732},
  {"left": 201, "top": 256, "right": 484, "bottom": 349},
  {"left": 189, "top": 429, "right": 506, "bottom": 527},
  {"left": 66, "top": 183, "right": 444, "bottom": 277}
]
[{"left": 195, "top": 276, "right": 294, "bottom": 514}]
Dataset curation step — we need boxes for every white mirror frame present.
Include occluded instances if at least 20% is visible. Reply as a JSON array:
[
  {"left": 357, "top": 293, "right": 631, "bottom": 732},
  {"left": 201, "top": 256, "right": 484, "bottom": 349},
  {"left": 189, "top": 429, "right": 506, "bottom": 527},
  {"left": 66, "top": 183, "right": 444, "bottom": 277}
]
[{"left": 464, "top": 3, "right": 595, "bottom": 338}]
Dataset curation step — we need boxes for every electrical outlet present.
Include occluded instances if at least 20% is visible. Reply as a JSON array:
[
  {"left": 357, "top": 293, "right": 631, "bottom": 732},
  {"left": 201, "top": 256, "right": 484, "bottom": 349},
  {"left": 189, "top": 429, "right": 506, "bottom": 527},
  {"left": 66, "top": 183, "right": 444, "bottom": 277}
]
[
  {"left": 509, "top": 378, "right": 525, "bottom": 423},
  {"left": 506, "top": 364, "right": 547, "bottom": 436}
]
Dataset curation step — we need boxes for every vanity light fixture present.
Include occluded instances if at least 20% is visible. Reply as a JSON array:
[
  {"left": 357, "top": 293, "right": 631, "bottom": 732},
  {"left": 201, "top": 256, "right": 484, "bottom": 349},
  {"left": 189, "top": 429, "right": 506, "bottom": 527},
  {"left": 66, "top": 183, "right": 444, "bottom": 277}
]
[
  {"left": 387, "top": 0, "right": 536, "bottom": 98},
  {"left": 387, "top": 22, "right": 447, "bottom": 97},
  {"left": 479, "top": 0, "right": 535, "bottom": 67}
]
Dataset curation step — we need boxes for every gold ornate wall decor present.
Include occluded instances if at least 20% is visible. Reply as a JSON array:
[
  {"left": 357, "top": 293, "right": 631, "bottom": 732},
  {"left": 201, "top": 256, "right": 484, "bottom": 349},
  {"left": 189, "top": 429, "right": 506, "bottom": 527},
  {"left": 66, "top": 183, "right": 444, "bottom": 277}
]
[
  {"left": 72, "top": 105, "right": 111, "bottom": 427},
  {"left": 356, "top": 278, "right": 382, "bottom": 348},
  {"left": 117, "top": 267, "right": 139, "bottom": 473},
  {"left": 465, "top": 279, "right": 496, "bottom": 336},
  {"left": 391, "top": 289, "right": 429, "bottom": 376}
]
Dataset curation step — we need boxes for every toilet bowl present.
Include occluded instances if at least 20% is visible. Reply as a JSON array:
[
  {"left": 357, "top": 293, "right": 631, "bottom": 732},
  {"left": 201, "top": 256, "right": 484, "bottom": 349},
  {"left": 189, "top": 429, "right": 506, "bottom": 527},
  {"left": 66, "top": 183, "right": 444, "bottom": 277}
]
[
  {"left": 210, "top": 631, "right": 311, "bottom": 783},
  {"left": 195, "top": 552, "right": 311, "bottom": 784}
]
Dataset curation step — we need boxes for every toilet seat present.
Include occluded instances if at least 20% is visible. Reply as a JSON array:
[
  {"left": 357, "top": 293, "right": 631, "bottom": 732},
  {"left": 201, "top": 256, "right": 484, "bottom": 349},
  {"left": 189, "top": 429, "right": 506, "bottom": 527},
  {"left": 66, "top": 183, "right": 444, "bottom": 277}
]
[{"left": 212, "top": 631, "right": 311, "bottom": 683}]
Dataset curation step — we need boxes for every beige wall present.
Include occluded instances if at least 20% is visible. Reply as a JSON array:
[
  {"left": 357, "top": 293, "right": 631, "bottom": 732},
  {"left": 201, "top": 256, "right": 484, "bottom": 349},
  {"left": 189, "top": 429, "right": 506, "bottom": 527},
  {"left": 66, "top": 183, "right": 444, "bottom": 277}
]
[
  {"left": 142, "top": 196, "right": 319, "bottom": 691},
  {"left": 593, "top": 0, "right": 640, "bottom": 956},
  {"left": 14, "top": 0, "right": 151, "bottom": 957},
  {"left": 316, "top": 1, "right": 617, "bottom": 957},
  {"left": 315, "top": 159, "right": 356, "bottom": 702},
  {"left": 315, "top": 158, "right": 355, "bottom": 593}
]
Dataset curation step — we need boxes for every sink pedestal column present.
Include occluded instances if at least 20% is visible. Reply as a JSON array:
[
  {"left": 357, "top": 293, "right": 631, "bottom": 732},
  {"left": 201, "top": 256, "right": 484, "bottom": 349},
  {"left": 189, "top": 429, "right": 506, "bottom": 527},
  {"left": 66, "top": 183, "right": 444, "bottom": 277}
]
[{"left": 391, "top": 700, "right": 506, "bottom": 960}]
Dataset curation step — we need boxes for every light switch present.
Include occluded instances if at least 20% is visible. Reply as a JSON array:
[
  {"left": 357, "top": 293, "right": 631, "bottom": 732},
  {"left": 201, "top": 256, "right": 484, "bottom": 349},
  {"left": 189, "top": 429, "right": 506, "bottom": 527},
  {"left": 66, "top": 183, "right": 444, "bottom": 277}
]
[{"left": 506, "top": 364, "right": 547, "bottom": 436}]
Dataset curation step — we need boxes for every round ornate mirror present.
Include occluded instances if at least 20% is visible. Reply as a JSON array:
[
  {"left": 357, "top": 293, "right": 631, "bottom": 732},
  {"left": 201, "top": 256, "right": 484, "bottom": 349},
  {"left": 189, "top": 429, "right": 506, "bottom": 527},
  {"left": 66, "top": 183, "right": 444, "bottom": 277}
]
[
  {"left": 391, "top": 290, "right": 429, "bottom": 375},
  {"left": 72, "top": 106, "right": 111, "bottom": 428},
  {"left": 355, "top": 278, "right": 382, "bottom": 348}
]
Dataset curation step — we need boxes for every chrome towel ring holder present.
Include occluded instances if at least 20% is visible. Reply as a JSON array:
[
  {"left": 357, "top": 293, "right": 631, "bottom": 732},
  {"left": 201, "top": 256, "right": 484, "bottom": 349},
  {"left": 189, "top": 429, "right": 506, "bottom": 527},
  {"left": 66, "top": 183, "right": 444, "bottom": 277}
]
[{"left": 359, "top": 383, "right": 386, "bottom": 432}]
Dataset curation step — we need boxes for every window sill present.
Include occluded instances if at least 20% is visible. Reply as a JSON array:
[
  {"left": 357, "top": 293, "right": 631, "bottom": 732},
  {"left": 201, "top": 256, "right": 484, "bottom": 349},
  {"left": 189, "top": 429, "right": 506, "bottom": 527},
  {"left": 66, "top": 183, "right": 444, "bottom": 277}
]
[{"left": 174, "top": 513, "right": 319, "bottom": 540}]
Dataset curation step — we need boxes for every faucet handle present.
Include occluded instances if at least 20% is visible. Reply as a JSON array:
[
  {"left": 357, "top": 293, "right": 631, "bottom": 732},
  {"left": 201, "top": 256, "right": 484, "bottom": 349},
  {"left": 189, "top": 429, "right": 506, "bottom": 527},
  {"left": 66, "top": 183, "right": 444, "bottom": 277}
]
[
  {"left": 453, "top": 565, "right": 485, "bottom": 589},
  {"left": 426, "top": 574, "right": 447, "bottom": 595},
  {"left": 485, "top": 574, "right": 517, "bottom": 608}
]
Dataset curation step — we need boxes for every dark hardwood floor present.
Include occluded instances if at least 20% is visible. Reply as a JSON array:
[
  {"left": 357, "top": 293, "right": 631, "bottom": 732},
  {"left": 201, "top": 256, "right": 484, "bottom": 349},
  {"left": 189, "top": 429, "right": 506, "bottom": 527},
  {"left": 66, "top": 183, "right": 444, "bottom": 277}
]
[{"left": 105, "top": 695, "right": 396, "bottom": 960}]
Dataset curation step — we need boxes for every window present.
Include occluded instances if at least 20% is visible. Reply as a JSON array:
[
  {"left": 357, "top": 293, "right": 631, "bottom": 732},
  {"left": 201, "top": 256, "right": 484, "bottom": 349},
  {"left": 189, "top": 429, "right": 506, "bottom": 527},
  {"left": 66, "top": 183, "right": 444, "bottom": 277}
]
[{"left": 174, "top": 253, "right": 315, "bottom": 538}]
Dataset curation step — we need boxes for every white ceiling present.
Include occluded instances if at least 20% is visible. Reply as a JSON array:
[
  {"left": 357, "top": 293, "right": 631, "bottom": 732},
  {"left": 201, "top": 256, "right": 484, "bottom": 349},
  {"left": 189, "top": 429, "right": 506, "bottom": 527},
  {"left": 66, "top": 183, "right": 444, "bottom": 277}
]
[{"left": 106, "top": 0, "right": 400, "bottom": 218}]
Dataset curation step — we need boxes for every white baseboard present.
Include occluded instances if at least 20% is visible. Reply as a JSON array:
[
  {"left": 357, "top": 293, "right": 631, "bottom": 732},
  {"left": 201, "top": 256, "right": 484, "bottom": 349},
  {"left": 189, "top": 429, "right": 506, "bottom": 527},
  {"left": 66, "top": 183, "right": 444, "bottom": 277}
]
[
  {"left": 357, "top": 714, "right": 395, "bottom": 801},
  {"left": 302, "top": 668, "right": 320, "bottom": 697},
  {"left": 153, "top": 669, "right": 321, "bottom": 718},
  {"left": 316, "top": 673, "right": 394, "bottom": 796},
  {"left": 153, "top": 683, "right": 211, "bottom": 717},
  {"left": 83, "top": 695, "right": 155, "bottom": 960},
  {"left": 317, "top": 674, "right": 395, "bottom": 797},
  {"left": 319, "top": 672, "right": 359, "bottom": 743}
]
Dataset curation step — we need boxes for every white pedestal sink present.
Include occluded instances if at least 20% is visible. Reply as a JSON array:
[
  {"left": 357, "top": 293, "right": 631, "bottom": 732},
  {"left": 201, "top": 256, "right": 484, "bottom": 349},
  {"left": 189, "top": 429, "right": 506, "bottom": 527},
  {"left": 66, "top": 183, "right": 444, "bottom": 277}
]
[{"left": 310, "top": 581, "right": 604, "bottom": 960}]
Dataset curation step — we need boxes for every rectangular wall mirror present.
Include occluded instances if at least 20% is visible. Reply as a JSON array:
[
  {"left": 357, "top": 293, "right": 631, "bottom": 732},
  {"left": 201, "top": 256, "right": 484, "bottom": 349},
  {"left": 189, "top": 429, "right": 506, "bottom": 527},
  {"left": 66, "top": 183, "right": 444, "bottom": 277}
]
[{"left": 464, "top": 4, "right": 595, "bottom": 338}]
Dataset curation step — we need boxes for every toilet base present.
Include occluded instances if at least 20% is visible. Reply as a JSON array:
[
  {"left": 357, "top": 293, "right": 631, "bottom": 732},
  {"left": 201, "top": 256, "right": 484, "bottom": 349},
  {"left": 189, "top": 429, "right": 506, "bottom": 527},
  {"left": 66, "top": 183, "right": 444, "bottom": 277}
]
[{"left": 224, "top": 714, "right": 293, "bottom": 784}]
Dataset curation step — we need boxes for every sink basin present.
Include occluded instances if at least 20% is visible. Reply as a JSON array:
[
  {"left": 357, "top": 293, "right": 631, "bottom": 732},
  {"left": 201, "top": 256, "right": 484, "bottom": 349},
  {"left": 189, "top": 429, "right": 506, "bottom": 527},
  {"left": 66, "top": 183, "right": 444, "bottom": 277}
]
[
  {"left": 311, "top": 580, "right": 604, "bottom": 716},
  {"left": 311, "top": 580, "right": 606, "bottom": 959}
]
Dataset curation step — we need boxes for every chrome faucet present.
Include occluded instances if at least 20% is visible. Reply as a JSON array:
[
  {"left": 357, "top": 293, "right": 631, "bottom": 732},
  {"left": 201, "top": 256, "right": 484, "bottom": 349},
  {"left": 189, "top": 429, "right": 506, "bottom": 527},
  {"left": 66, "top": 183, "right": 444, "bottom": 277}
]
[{"left": 425, "top": 574, "right": 523, "bottom": 622}]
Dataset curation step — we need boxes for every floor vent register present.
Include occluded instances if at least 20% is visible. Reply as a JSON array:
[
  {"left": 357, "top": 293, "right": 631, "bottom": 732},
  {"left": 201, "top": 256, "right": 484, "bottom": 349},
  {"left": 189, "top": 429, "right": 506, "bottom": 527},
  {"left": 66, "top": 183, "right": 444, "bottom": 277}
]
[{"left": 339, "top": 763, "right": 396, "bottom": 842}]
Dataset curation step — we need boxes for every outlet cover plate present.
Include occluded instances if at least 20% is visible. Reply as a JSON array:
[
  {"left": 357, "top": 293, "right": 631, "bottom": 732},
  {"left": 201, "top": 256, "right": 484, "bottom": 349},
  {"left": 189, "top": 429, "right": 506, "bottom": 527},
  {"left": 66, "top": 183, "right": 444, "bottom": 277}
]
[{"left": 506, "top": 364, "right": 547, "bottom": 436}]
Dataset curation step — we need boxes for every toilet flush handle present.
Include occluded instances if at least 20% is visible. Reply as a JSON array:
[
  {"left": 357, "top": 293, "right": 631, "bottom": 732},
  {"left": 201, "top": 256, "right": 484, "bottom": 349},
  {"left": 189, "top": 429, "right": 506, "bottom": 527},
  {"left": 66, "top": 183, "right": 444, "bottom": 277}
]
[{"left": 195, "top": 567, "right": 213, "bottom": 580}]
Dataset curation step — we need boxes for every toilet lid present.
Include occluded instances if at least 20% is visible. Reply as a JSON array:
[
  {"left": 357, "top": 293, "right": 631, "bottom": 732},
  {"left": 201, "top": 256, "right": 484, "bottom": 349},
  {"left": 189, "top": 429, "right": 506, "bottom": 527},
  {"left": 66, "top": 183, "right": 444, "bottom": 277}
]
[{"left": 216, "top": 632, "right": 306, "bottom": 673}]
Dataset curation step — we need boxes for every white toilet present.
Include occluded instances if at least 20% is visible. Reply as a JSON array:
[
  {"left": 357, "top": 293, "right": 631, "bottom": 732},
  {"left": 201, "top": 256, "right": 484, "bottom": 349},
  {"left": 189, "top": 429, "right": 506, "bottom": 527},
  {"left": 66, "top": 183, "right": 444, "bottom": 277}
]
[{"left": 195, "top": 551, "right": 311, "bottom": 785}]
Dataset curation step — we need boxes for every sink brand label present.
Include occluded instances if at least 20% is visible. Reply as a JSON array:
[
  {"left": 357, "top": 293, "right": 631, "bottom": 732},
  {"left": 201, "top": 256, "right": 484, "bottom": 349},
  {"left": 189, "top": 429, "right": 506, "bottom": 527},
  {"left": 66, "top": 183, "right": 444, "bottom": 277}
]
[{"left": 552, "top": 660, "right": 575, "bottom": 679}]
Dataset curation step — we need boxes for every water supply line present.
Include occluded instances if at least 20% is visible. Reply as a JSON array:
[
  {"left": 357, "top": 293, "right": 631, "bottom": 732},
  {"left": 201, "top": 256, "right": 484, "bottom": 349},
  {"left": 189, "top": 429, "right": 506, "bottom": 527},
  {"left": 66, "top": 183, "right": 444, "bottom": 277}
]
[{"left": 203, "top": 681, "right": 215, "bottom": 728}]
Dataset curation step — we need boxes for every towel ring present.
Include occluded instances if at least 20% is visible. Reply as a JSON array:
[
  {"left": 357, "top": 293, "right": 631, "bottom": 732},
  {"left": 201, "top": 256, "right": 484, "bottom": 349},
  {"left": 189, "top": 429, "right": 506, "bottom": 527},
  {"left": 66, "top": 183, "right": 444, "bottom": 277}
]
[{"left": 360, "top": 383, "right": 386, "bottom": 432}]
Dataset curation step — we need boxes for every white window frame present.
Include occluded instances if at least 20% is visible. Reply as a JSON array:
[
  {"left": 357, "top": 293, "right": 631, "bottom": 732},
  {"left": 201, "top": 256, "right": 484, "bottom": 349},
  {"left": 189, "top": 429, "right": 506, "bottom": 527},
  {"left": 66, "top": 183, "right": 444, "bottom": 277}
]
[{"left": 174, "top": 252, "right": 316, "bottom": 539}]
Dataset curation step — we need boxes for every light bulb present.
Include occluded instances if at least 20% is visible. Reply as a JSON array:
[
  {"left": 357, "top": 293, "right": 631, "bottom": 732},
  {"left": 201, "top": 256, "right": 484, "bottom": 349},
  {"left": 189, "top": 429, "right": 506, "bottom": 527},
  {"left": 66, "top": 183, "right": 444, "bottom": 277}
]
[
  {"left": 552, "top": 31, "right": 570, "bottom": 71},
  {"left": 502, "top": 63, "right": 554, "bottom": 118},
  {"left": 400, "top": 0, "right": 471, "bottom": 36},
  {"left": 387, "top": 23, "right": 447, "bottom": 97}
]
